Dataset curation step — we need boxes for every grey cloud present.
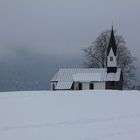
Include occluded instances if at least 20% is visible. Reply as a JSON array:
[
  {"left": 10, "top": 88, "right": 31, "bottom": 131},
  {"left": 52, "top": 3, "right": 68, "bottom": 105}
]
[{"left": 0, "top": 0, "right": 140, "bottom": 91}]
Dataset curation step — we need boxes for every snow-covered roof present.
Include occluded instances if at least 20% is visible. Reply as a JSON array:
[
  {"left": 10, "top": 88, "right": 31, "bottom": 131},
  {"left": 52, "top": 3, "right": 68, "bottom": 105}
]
[
  {"left": 51, "top": 68, "right": 121, "bottom": 84},
  {"left": 73, "top": 73, "right": 102, "bottom": 82},
  {"left": 56, "top": 82, "right": 73, "bottom": 90}
]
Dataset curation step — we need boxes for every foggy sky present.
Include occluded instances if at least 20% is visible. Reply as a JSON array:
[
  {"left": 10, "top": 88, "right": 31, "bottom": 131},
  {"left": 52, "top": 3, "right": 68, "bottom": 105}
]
[{"left": 0, "top": 0, "right": 140, "bottom": 90}]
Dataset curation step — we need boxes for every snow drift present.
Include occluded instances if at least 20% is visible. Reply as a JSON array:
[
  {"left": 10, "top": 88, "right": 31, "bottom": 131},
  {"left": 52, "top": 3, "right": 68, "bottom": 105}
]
[{"left": 0, "top": 90, "right": 140, "bottom": 140}]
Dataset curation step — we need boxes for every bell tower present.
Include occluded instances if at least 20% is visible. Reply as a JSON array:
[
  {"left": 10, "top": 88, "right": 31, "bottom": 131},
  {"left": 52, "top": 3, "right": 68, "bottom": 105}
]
[{"left": 107, "top": 26, "right": 117, "bottom": 73}]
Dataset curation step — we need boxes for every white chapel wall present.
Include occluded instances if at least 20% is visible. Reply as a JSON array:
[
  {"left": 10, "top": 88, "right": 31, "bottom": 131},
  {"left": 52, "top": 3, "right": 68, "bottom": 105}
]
[
  {"left": 82, "top": 82, "right": 89, "bottom": 90},
  {"left": 107, "top": 48, "right": 117, "bottom": 67},
  {"left": 94, "top": 82, "right": 105, "bottom": 89}
]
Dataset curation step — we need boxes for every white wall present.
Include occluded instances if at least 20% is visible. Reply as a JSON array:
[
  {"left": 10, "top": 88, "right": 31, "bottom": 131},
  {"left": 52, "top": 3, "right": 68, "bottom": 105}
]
[
  {"left": 74, "top": 82, "right": 89, "bottom": 90},
  {"left": 74, "top": 82, "right": 106, "bottom": 90},
  {"left": 82, "top": 83, "right": 89, "bottom": 90},
  {"left": 107, "top": 48, "right": 117, "bottom": 67},
  {"left": 74, "top": 82, "right": 79, "bottom": 90},
  {"left": 51, "top": 82, "right": 57, "bottom": 90},
  {"left": 55, "top": 82, "right": 106, "bottom": 90},
  {"left": 94, "top": 82, "right": 105, "bottom": 89}
]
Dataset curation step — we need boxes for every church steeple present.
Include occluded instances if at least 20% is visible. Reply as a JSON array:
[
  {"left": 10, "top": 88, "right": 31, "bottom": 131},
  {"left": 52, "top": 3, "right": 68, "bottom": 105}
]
[
  {"left": 107, "top": 26, "right": 117, "bottom": 56},
  {"left": 107, "top": 26, "right": 117, "bottom": 73}
]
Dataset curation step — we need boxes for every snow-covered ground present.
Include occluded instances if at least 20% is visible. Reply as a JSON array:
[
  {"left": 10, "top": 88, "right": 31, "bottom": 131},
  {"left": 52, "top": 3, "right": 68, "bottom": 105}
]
[{"left": 0, "top": 90, "right": 140, "bottom": 140}]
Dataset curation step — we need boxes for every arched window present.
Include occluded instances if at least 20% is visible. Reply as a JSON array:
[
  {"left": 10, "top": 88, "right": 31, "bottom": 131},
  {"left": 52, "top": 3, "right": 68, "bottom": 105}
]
[
  {"left": 110, "top": 56, "right": 113, "bottom": 61},
  {"left": 90, "top": 83, "right": 94, "bottom": 89},
  {"left": 78, "top": 83, "right": 82, "bottom": 90},
  {"left": 53, "top": 83, "right": 55, "bottom": 90}
]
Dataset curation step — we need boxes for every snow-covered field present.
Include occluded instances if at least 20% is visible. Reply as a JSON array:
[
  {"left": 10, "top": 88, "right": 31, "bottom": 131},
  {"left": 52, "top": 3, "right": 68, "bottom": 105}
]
[{"left": 0, "top": 90, "right": 140, "bottom": 140}]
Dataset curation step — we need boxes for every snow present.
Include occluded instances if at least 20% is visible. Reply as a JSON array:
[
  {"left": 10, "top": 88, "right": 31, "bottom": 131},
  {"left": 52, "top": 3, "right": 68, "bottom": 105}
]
[
  {"left": 51, "top": 68, "right": 121, "bottom": 83},
  {"left": 73, "top": 73, "right": 102, "bottom": 82},
  {"left": 0, "top": 90, "right": 140, "bottom": 140}
]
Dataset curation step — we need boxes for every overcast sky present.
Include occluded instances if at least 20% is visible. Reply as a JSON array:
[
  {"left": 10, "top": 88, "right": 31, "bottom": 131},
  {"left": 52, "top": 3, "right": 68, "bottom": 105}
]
[{"left": 0, "top": 0, "right": 140, "bottom": 88}]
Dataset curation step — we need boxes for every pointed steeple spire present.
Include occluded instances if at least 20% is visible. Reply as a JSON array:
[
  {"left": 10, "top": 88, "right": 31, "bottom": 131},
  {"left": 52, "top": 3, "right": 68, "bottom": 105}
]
[
  {"left": 107, "top": 26, "right": 117, "bottom": 73},
  {"left": 107, "top": 26, "right": 117, "bottom": 56}
]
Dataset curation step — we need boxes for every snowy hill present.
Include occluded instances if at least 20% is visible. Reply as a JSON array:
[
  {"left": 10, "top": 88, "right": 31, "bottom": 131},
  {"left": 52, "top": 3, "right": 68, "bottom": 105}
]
[{"left": 0, "top": 90, "right": 140, "bottom": 140}]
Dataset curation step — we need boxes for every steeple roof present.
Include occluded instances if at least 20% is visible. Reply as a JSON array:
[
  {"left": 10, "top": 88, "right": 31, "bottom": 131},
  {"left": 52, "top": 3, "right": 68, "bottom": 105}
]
[{"left": 107, "top": 26, "right": 117, "bottom": 56}]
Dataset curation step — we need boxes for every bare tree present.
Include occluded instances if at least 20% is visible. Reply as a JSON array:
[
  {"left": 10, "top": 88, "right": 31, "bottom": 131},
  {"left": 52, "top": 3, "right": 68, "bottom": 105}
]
[{"left": 83, "top": 30, "right": 136, "bottom": 88}]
